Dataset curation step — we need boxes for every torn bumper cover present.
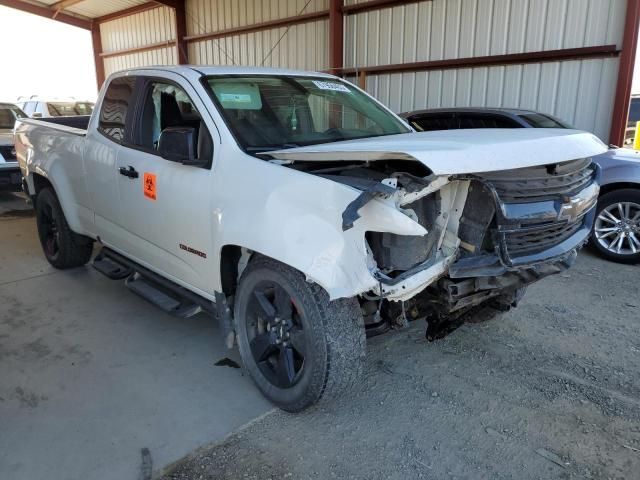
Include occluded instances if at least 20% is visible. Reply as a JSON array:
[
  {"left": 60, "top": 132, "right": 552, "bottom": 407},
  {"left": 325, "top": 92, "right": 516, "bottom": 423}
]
[{"left": 360, "top": 163, "right": 600, "bottom": 303}]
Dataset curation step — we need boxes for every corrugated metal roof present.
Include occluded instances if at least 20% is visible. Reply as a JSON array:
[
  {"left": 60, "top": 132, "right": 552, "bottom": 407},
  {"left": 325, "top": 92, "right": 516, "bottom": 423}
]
[
  {"left": 19, "top": 0, "right": 149, "bottom": 19},
  {"left": 66, "top": 0, "right": 148, "bottom": 19}
]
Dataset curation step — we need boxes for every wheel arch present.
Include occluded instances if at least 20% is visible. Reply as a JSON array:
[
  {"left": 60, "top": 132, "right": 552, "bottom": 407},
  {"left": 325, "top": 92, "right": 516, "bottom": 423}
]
[
  {"left": 599, "top": 181, "right": 640, "bottom": 196},
  {"left": 30, "top": 172, "right": 86, "bottom": 235},
  {"left": 217, "top": 244, "right": 354, "bottom": 301}
]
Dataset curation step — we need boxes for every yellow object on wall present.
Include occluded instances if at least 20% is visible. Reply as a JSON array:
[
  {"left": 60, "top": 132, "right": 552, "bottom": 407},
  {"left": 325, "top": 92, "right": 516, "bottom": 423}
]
[{"left": 634, "top": 122, "right": 640, "bottom": 151}]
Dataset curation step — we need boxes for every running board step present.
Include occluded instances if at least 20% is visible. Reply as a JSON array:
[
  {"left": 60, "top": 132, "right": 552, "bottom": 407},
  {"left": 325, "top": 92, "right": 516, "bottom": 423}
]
[
  {"left": 125, "top": 273, "right": 202, "bottom": 318},
  {"left": 93, "top": 254, "right": 133, "bottom": 280}
]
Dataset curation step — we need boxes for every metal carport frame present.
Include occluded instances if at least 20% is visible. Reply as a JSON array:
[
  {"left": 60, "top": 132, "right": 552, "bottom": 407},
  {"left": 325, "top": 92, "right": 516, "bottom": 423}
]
[{"left": 0, "top": 0, "right": 639, "bottom": 145}]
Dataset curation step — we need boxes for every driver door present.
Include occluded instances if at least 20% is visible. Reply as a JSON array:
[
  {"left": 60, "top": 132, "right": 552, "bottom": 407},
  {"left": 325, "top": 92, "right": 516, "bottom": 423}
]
[{"left": 114, "top": 75, "right": 217, "bottom": 295}]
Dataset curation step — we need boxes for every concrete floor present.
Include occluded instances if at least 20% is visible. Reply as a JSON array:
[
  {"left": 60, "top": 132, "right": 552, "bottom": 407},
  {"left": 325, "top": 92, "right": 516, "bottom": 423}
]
[{"left": 0, "top": 192, "right": 272, "bottom": 480}]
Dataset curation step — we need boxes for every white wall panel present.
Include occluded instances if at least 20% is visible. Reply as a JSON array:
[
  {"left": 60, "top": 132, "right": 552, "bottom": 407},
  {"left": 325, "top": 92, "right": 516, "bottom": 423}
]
[
  {"left": 186, "top": 0, "right": 329, "bottom": 36},
  {"left": 354, "top": 57, "right": 619, "bottom": 140},
  {"left": 188, "top": 19, "right": 329, "bottom": 71},
  {"left": 103, "top": 47, "right": 177, "bottom": 78},
  {"left": 100, "top": 6, "right": 176, "bottom": 52},
  {"left": 345, "top": 0, "right": 626, "bottom": 68},
  {"left": 100, "top": 6, "right": 177, "bottom": 78},
  {"left": 345, "top": 0, "right": 627, "bottom": 141}
]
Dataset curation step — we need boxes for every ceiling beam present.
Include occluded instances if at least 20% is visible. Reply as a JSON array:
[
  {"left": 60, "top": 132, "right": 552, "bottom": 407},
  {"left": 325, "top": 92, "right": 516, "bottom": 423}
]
[
  {"left": 0, "top": 0, "right": 92, "bottom": 29},
  {"left": 95, "top": 1, "right": 162, "bottom": 23},
  {"left": 50, "top": 0, "right": 85, "bottom": 12},
  {"left": 152, "top": 0, "right": 182, "bottom": 8}
]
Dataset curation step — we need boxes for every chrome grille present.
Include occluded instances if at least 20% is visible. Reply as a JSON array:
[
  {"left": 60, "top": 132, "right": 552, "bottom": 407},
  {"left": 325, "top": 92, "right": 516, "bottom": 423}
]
[{"left": 483, "top": 159, "right": 595, "bottom": 202}]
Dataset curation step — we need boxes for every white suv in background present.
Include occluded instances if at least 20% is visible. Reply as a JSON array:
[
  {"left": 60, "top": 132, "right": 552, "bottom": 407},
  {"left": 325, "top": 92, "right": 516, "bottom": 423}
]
[
  {"left": 16, "top": 97, "right": 94, "bottom": 118},
  {"left": 0, "top": 102, "right": 27, "bottom": 192}
]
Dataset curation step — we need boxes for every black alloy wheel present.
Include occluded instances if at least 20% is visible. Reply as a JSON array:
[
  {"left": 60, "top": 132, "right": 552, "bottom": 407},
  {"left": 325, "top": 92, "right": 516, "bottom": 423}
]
[
  {"left": 247, "top": 282, "right": 306, "bottom": 388},
  {"left": 37, "top": 201, "right": 60, "bottom": 260},
  {"left": 234, "top": 257, "right": 365, "bottom": 412}
]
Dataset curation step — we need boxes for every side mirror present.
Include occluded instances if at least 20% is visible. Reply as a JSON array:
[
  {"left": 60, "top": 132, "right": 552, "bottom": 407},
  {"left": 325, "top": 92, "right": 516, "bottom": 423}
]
[
  {"left": 157, "top": 127, "right": 206, "bottom": 167},
  {"left": 31, "top": 112, "right": 42, "bottom": 118}
]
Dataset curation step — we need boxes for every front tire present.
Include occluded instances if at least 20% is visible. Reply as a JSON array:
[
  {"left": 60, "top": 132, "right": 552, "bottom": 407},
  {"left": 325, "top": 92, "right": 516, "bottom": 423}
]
[
  {"left": 234, "top": 257, "right": 365, "bottom": 412},
  {"left": 35, "top": 188, "right": 93, "bottom": 269},
  {"left": 589, "top": 189, "right": 640, "bottom": 264}
]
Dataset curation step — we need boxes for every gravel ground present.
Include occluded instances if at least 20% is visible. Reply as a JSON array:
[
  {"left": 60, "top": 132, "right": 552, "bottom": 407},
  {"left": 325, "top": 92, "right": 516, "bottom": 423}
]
[{"left": 159, "top": 251, "right": 640, "bottom": 480}]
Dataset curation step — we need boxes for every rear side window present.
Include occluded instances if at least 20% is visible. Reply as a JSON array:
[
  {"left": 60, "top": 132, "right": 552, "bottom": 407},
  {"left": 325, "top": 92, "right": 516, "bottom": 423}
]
[
  {"left": 408, "top": 114, "right": 457, "bottom": 131},
  {"left": 98, "top": 76, "right": 136, "bottom": 143},
  {"left": 518, "top": 113, "right": 567, "bottom": 129},
  {"left": 409, "top": 113, "right": 521, "bottom": 131}
]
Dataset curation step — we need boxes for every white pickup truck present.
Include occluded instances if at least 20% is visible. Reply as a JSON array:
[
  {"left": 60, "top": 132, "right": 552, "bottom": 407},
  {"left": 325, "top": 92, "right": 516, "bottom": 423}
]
[{"left": 15, "top": 66, "right": 606, "bottom": 411}]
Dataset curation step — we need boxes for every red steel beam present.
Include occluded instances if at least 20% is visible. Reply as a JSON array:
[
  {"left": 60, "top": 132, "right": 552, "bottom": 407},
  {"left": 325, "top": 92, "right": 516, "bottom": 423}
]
[
  {"left": 91, "top": 22, "right": 105, "bottom": 89},
  {"left": 95, "top": 2, "right": 162, "bottom": 23},
  {"left": 0, "top": 0, "right": 92, "bottom": 30},
  {"left": 100, "top": 40, "right": 176, "bottom": 58},
  {"left": 342, "top": 0, "right": 426, "bottom": 15},
  {"left": 173, "top": 0, "right": 188, "bottom": 64},
  {"left": 329, "top": 0, "right": 344, "bottom": 73},
  {"left": 184, "top": 10, "right": 329, "bottom": 43},
  {"left": 337, "top": 45, "right": 620, "bottom": 76},
  {"left": 609, "top": 0, "right": 640, "bottom": 146}
]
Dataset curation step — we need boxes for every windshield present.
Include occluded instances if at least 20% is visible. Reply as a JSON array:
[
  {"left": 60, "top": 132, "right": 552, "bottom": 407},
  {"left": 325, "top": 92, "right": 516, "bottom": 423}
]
[
  {"left": 48, "top": 102, "right": 95, "bottom": 117},
  {"left": 518, "top": 113, "right": 569, "bottom": 129},
  {"left": 204, "top": 75, "right": 410, "bottom": 151},
  {"left": 0, "top": 104, "right": 27, "bottom": 129}
]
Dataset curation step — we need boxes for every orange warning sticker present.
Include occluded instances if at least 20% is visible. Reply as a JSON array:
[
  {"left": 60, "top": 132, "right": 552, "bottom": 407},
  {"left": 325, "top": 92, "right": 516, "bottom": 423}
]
[{"left": 144, "top": 172, "right": 157, "bottom": 200}]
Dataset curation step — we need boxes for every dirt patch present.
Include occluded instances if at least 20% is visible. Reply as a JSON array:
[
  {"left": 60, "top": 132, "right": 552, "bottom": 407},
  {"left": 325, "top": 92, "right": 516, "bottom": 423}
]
[{"left": 159, "top": 250, "right": 640, "bottom": 480}]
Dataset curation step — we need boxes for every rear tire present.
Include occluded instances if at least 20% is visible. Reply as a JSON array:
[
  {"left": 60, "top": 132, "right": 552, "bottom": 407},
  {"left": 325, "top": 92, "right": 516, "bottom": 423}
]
[
  {"left": 589, "top": 189, "right": 640, "bottom": 264},
  {"left": 35, "top": 187, "right": 93, "bottom": 269},
  {"left": 234, "top": 257, "right": 365, "bottom": 412}
]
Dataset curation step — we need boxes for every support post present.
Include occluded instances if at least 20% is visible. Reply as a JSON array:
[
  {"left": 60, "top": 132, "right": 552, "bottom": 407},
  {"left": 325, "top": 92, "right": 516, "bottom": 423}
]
[
  {"left": 610, "top": 0, "right": 640, "bottom": 146},
  {"left": 329, "top": 0, "right": 344, "bottom": 74},
  {"left": 174, "top": 0, "right": 188, "bottom": 64},
  {"left": 91, "top": 22, "right": 106, "bottom": 91}
]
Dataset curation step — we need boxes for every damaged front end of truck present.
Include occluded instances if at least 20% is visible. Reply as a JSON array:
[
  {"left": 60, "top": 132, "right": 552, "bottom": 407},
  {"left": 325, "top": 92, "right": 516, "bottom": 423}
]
[{"left": 269, "top": 134, "right": 602, "bottom": 339}]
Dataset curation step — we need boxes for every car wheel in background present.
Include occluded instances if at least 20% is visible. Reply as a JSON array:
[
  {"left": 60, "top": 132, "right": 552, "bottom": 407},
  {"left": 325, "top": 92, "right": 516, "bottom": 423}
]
[
  {"left": 35, "top": 187, "right": 93, "bottom": 269},
  {"left": 589, "top": 189, "right": 640, "bottom": 264},
  {"left": 234, "top": 256, "right": 365, "bottom": 412}
]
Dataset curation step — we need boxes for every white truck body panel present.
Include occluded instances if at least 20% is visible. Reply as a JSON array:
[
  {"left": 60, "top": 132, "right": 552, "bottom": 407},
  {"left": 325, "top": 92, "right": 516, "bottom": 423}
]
[{"left": 14, "top": 66, "right": 606, "bottom": 303}]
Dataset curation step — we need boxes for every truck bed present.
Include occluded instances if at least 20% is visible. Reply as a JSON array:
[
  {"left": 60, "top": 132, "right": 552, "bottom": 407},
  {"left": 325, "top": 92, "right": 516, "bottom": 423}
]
[{"left": 22, "top": 115, "right": 90, "bottom": 135}]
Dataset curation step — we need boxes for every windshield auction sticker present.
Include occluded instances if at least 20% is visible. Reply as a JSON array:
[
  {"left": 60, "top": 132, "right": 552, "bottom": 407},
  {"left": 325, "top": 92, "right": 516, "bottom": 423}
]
[
  {"left": 144, "top": 172, "right": 157, "bottom": 201},
  {"left": 312, "top": 80, "right": 351, "bottom": 93}
]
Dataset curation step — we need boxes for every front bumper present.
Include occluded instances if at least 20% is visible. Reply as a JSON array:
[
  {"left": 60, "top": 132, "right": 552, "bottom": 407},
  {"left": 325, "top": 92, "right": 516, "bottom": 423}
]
[
  {"left": 0, "top": 165, "right": 22, "bottom": 192},
  {"left": 450, "top": 167, "right": 600, "bottom": 278}
]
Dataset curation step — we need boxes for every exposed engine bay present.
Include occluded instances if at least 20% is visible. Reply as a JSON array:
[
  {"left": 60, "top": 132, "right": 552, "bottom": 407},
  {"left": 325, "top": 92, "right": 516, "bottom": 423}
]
[{"left": 288, "top": 157, "right": 599, "bottom": 339}]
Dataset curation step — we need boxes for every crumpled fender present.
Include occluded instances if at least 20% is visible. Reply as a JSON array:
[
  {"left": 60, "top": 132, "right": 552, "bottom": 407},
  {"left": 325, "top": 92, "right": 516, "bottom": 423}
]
[{"left": 211, "top": 157, "right": 426, "bottom": 300}]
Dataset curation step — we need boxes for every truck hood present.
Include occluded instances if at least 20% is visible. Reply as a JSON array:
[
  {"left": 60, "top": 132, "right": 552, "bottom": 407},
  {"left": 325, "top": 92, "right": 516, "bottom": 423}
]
[{"left": 267, "top": 129, "right": 608, "bottom": 175}]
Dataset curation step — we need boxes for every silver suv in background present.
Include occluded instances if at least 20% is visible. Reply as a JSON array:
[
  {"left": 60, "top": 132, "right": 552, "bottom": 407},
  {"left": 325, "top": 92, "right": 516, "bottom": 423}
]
[
  {"left": 0, "top": 102, "right": 27, "bottom": 192},
  {"left": 16, "top": 97, "right": 94, "bottom": 118},
  {"left": 401, "top": 107, "right": 640, "bottom": 264}
]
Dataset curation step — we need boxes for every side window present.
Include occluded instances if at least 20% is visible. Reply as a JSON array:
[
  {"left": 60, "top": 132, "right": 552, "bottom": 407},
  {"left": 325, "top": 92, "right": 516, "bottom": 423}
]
[
  {"left": 408, "top": 114, "right": 457, "bottom": 132},
  {"left": 35, "top": 102, "right": 46, "bottom": 116},
  {"left": 98, "top": 76, "right": 136, "bottom": 143},
  {"left": 134, "top": 80, "right": 213, "bottom": 167},
  {"left": 457, "top": 114, "right": 521, "bottom": 129},
  {"left": 23, "top": 102, "right": 35, "bottom": 115}
]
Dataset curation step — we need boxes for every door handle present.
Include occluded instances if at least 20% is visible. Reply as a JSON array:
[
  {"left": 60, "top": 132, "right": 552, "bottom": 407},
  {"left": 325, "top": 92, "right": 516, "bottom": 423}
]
[{"left": 118, "top": 166, "right": 139, "bottom": 179}]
